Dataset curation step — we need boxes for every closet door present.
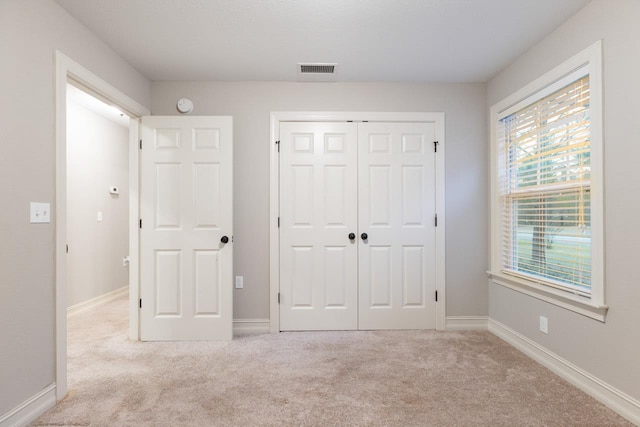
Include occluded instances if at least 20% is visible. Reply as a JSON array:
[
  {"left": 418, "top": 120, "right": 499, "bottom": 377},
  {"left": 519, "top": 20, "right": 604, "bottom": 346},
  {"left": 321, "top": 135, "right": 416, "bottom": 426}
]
[
  {"left": 358, "top": 122, "right": 437, "bottom": 329},
  {"left": 279, "top": 122, "right": 358, "bottom": 331}
]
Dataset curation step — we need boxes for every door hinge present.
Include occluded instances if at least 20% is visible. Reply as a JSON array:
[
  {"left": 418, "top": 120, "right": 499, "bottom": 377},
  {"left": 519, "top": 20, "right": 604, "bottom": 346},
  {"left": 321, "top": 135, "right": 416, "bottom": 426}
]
[
  {"left": 434, "top": 141, "right": 439, "bottom": 152},
  {"left": 139, "top": 218, "right": 142, "bottom": 229},
  {"left": 139, "top": 139, "right": 142, "bottom": 150},
  {"left": 276, "top": 140, "right": 280, "bottom": 152},
  {"left": 139, "top": 298, "right": 142, "bottom": 309},
  {"left": 434, "top": 214, "right": 438, "bottom": 227},
  {"left": 277, "top": 292, "right": 281, "bottom": 304},
  {"left": 66, "top": 244, "right": 69, "bottom": 254},
  {"left": 277, "top": 217, "right": 280, "bottom": 228},
  {"left": 435, "top": 291, "right": 438, "bottom": 302}
]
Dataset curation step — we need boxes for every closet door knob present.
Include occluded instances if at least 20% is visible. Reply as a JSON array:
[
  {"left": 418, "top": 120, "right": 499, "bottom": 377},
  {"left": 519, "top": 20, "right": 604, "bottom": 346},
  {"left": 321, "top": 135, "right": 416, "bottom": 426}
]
[
  {"left": 361, "top": 233, "right": 368, "bottom": 240},
  {"left": 348, "top": 233, "right": 356, "bottom": 240},
  {"left": 220, "top": 236, "right": 229, "bottom": 244}
]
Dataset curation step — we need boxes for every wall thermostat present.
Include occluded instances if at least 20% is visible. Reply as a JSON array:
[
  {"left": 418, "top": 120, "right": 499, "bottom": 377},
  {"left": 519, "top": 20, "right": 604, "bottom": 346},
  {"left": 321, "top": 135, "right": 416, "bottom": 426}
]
[
  {"left": 109, "top": 186, "right": 119, "bottom": 195},
  {"left": 177, "top": 98, "right": 194, "bottom": 114}
]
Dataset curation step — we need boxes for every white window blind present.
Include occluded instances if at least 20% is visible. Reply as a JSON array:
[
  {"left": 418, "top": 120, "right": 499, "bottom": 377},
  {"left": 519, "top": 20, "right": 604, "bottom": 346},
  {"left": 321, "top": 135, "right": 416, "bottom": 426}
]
[{"left": 498, "top": 74, "right": 591, "bottom": 295}]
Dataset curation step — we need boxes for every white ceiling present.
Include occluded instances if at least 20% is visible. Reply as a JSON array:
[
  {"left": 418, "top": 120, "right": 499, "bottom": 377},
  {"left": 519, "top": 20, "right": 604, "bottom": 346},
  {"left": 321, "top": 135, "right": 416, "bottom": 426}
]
[
  {"left": 55, "top": 0, "right": 591, "bottom": 83},
  {"left": 67, "top": 84, "right": 130, "bottom": 128}
]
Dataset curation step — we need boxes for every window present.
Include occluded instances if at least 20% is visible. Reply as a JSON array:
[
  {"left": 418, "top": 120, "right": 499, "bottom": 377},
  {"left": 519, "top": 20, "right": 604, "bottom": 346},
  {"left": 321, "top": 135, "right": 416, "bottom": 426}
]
[{"left": 489, "top": 41, "right": 605, "bottom": 321}]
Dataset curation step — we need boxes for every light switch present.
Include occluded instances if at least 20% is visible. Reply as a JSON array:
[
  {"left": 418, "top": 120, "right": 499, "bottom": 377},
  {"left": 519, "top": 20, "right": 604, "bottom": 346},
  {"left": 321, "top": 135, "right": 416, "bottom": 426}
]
[
  {"left": 97, "top": 211, "right": 103, "bottom": 222},
  {"left": 539, "top": 316, "right": 549, "bottom": 334},
  {"left": 30, "top": 202, "right": 50, "bottom": 223}
]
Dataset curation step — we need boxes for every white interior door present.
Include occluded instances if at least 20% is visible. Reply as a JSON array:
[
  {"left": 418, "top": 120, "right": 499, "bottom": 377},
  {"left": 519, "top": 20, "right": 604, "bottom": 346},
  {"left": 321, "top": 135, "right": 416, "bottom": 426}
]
[
  {"left": 279, "top": 122, "right": 358, "bottom": 331},
  {"left": 140, "top": 116, "right": 233, "bottom": 341},
  {"left": 358, "top": 122, "right": 437, "bottom": 329}
]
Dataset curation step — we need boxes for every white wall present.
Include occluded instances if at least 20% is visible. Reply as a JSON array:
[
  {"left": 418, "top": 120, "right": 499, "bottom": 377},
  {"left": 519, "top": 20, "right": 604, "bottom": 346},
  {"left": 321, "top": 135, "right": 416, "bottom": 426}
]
[
  {"left": 151, "top": 81, "right": 488, "bottom": 321},
  {"left": 0, "top": 0, "right": 150, "bottom": 416},
  {"left": 487, "top": 0, "right": 640, "bottom": 400},
  {"left": 66, "top": 99, "right": 129, "bottom": 307}
]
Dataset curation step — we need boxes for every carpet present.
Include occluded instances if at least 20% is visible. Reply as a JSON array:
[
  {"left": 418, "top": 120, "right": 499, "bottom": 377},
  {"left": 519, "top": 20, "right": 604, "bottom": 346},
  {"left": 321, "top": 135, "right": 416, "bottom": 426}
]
[{"left": 34, "top": 295, "right": 629, "bottom": 426}]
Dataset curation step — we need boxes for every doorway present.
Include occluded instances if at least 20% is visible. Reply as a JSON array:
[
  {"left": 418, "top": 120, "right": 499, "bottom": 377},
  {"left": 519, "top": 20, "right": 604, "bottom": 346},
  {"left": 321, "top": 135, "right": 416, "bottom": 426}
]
[
  {"left": 269, "top": 112, "right": 446, "bottom": 332},
  {"left": 55, "top": 51, "right": 149, "bottom": 401},
  {"left": 65, "top": 83, "right": 130, "bottom": 313}
]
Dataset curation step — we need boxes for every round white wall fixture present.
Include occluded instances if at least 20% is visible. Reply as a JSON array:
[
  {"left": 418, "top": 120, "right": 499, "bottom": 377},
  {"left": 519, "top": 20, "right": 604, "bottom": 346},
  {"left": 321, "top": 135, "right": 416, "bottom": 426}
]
[{"left": 176, "top": 98, "right": 194, "bottom": 114}]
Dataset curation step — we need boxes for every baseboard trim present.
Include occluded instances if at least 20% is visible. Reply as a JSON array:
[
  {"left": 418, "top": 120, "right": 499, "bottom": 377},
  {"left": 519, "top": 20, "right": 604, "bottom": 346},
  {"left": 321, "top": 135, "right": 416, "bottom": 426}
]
[
  {"left": 0, "top": 383, "right": 56, "bottom": 427},
  {"left": 445, "top": 316, "right": 488, "bottom": 331},
  {"left": 489, "top": 318, "right": 640, "bottom": 425},
  {"left": 67, "top": 286, "right": 128, "bottom": 317},
  {"left": 233, "top": 318, "right": 270, "bottom": 335}
]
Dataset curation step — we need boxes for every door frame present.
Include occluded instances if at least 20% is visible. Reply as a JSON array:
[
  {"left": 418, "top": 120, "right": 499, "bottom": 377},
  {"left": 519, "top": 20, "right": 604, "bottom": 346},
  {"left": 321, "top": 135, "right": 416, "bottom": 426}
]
[
  {"left": 54, "top": 51, "right": 149, "bottom": 400},
  {"left": 269, "top": 112, "right": 446, "bottom": 333}
]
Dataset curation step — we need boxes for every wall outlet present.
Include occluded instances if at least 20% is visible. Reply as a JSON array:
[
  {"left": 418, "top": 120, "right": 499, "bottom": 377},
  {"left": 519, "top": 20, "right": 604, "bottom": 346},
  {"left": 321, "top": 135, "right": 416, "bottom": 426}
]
[
  {"left": 235, "top": 276, "right": 244, "bottom": 289},
  {"left": 539, "top": 316, "right": 549, "bottom": 334}
]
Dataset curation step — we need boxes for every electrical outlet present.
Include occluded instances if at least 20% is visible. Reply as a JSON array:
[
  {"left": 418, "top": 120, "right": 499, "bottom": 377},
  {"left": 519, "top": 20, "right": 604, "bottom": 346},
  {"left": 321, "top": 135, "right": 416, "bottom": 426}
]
[
  {"left": 235, "top": 276, "right": 244, "bottom": 289},
  {"left": 539, "top": 316, "right": 548, "bottom": 334}
]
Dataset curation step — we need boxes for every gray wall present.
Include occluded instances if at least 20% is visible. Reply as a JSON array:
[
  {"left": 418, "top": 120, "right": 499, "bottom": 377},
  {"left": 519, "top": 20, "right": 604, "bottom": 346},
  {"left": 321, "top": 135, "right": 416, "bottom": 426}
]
[
  {"left": 151, "top": 82, "right": 488, "bottom": 321},
  {"left": 0, "top": 0, "right": 150, "bottom": 415},
  {"left": 66, "top": 100, "right": 129, "bottom": 307},
  {"left": 487, "top": 0, "right": 640, "bottom": 400}
]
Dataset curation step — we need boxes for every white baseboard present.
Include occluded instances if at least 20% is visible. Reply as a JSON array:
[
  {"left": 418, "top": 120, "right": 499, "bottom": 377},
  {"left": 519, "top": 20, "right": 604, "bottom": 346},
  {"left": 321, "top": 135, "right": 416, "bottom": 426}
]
[
  {"left": 446, "top": 316, "right": 488, "bottom": 331},
  {"left": 0, "top": 384, "right": 56, "bottom": 427},
  {"left": 233, "top": 318, "right": 270, "bottom": 335},
  {"left": 67, "top": 286, "right": 128, "bottom": 317},
  {"left": 489, "top": 318, "right": 640, "bottom": 425}
]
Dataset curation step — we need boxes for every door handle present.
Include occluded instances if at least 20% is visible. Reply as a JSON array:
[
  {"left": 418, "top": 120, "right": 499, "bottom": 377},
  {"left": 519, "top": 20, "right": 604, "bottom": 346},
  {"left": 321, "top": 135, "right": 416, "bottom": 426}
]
[
  {"left": 220, "top": 236, "right": 229, "bottom": 244},
  {"left": 348, "top": 233, "right": 356, "bottom": 240},
  {"left": 361, "top": 233, "right": 368, "bottom": 240}
]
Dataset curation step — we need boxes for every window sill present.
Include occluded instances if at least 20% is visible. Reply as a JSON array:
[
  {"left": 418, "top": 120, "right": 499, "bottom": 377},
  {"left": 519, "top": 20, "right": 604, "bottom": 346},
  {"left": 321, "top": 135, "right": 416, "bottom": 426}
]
[{"left": 487, "top": 271, "right": 608, "bottom": 322}]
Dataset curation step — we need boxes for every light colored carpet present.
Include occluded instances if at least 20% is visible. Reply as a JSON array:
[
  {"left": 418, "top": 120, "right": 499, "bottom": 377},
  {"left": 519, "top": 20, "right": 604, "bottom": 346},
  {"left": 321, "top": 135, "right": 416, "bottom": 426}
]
[{"left": 34, "top": 295, "right": 629, "bottom": 426}]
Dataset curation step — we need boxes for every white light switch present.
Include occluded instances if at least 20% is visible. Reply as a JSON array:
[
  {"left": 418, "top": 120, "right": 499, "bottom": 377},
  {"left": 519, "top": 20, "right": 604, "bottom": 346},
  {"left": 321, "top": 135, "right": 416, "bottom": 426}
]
[
  {"left": 30, "top": 202, "right": 50, "bottom": 223},
  {"left": 235, "top": 276, "right": 244, "bottom": 289},
  {"left": 97, "top": 211, "right": 103, "bottom": 222},
  {"left": 539, "top": 316, "right": 549, "bottom": 334}
]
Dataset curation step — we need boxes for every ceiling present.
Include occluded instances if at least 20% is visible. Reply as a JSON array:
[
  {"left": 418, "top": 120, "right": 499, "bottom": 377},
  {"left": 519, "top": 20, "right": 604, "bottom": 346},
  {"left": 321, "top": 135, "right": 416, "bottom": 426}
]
[
  {"left": 67, "top": 84, "right": 130, "bottom": 128},
  {"left": 55, "top": 0, "right": 591, "bottom": 83}
]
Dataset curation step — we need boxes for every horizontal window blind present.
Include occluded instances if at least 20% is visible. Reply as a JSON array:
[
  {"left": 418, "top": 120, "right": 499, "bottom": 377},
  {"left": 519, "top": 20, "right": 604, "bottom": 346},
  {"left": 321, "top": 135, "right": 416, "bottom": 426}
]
[{"left": 498, "top": 75, "right": 591, "bottom": 294}]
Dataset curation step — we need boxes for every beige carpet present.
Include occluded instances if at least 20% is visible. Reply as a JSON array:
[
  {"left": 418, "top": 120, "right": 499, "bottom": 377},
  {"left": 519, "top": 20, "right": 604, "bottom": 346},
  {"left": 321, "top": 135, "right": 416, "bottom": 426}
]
[{"left": 34, "top": 295, "right": 629, "bottom": 426}]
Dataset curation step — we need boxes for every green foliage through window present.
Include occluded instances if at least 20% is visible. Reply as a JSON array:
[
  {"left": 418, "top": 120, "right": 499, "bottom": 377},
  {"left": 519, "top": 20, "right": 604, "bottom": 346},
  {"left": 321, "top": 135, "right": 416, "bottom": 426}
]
[{"left": 499, "top": 76, "right": 591, "bottom": 294}]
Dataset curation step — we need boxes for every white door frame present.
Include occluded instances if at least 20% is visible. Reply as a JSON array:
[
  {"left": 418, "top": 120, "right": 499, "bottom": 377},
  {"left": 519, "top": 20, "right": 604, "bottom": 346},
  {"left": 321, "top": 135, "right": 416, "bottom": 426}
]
[
  {"left": 269, "top": 112, "right": 446, "bottom": 333},
  {"left": 54, "top": 51, "right": 149, "bottom": 401}
]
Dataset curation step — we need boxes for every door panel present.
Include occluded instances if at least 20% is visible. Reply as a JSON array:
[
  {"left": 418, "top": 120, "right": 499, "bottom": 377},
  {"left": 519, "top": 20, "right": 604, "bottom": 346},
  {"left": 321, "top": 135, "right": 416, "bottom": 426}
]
[
  {"left": 140, "top": 116, "right": 233, "bottom": 341},
  {"left": 155, "top": 250, "right": 181, "bottom": 316},
  {"left": 358, "top": 122, "right": 437, "bottom": 330},
  {"left": 194, "top": 250, "right": 220, "bottom": 316},
  {"left": 155, "top": 163, "right": 182, "bottom": 228},
  {"left": 369, "top": 246, "right": 392, "bottom": 307},
  {"left": 324, "top": 246, "right": 348, "bottom": 307},
  {"left": 279, "top": 122, "right": 358, "bottom": 331}
]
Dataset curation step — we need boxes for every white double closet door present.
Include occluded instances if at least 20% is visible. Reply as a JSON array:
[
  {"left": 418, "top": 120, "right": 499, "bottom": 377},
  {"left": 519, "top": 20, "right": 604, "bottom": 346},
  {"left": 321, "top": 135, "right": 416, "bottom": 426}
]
[{"left": 280, "top": 121, "right": 437, "bottom": 331}]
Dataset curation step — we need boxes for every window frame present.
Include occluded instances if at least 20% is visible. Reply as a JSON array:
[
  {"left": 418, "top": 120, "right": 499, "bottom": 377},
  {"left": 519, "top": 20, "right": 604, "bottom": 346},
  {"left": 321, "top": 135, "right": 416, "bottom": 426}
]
[{"left": 489, "top": 40, "right": 606, "bottom": 321}]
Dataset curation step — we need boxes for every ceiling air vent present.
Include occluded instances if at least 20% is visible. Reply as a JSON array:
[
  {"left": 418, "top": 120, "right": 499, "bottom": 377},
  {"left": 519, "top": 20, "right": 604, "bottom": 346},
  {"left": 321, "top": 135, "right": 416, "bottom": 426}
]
[
  {"left": 299, "top": 64, "right": 335, "bottom": 74},
  {"left": 297, "top": 63, "right": 338, "bottom": 81}
]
